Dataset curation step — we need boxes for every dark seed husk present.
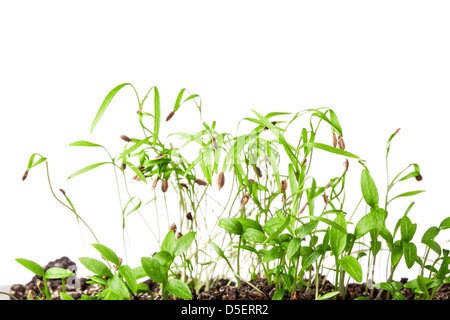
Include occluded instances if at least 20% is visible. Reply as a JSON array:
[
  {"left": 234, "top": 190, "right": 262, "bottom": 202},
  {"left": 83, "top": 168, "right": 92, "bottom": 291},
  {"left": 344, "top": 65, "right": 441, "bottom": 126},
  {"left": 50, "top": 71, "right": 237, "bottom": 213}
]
[
  {"left": 332, "top": 132, "right": 337, "bottom": 148},
  {"left": 195, "top": 179, "right": 208, "bottom": 186},
  {"left": 281, "top": 179, "right": 288, "bottom": 192},
  {"left": 297, "top": 202, "right": 309, "bottom": 216},
  {"left": 169, "top": 223, "right": 177, "bottom": 233},
  {"left": 241, "top": 194, "right": 251, "bottom": 206},
  {"left": 59, "top": 189, "right": 66, "bottom": 196},
  {"left": 177, "top": 232, "right": 183, "bottom": 240},
  {"left": 166, "top": 110, "right": 175, "bottom": 122},
  {"left": 120, "top": 135, "right": 131, "bottom": 142},
  {"left": 217, "top": 172, "right": 225, "bottom": 190},
  {"left": 161, "top": 179, "right": 169, "bottom": 192},
  {"left": 152, "top": 176, "right": 160, "bottom": 190},
  {"left": 22, "top": 170, "right": 28, "bottom": 181},
  {"left": 179, "top": 183, "right": 188, "bottom": 189},
  {"left": 344, "top": 158, "right": 349, "bottom": 172},
  {"left": 186, "top": 212, "right": 193, "bottom": 220},
  {"left": 415, "top": 174, "right": 423, "bottom": 181},
  {"left": 337, "top": 135, "right": 345, "bottom": 150}
]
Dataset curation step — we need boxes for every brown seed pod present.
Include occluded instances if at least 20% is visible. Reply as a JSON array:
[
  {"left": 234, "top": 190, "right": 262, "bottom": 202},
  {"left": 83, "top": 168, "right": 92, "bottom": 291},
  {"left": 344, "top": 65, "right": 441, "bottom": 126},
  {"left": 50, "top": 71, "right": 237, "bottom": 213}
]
[
  {"left": 337, "top": 135, "right": 346, "bottom": 150},
  {"left": 302, "top": 158, "right": 307, "bottom": 165},
  {"left": 281, "top": 179, "right": 288, "bottom": 192},
  {"left": 415, "top": 174, "right": 423, "bottom": 181},
  {"left": 217, "top": 172, "right": 225, "bottom": 190},
  {"left": 195, "top": 178, "right": 208, "bottom": 186},
  {"left": 22, "top": 170, "right": 29, "bottom": 181},
  {"left": 254, "top": 166, "right": 263, "bottom": 178},
  {"left": 211, "top": 137, "right": 218, "bottom": 151},
  {"left": 59, "top": 189, "right": 66, "bottom": 196},
  {"left": 132, "top": 174, "right": 140, "bottom": 181},
  {"left": 332, "top": 132, "right": 337, "bottom": 148},
  {"left": 323, "top": 192, "right": 328, "bottom": 204},
  {"left": 179, "top": 183, "right": 188, "bottom": 189},
  {"left": 186, "top": 212, "right": 193, "bottom": 220},
  {"left": 161, "top": 179, "right": 169, "bottom": 192},
  {"left": 152, "top": 176, "right": 160, "bottom": 190},
  {"left": 281, "top": 194, "right": 286, "bottom": 203},
  {"left": 343, "top": 158, "right": 349, "bottom": 172},
  {"left": 122, "top": 162, "right": 126, "bottom": 170},
  {"left": 248, "top": 179, "right": 255, "bottom": 185},
  {"left": 177, "top": 232, "right": 183, "bottom": 240},
  {"left": 297, "top": 202, "right": 309, "bottom": 216},
  {"left": 166, "top": 110, "right": 175, "bottom": 122},
  {"left": 169, "top": 223, "right": 177, "bottom": 233},
  {"left": 240, "top": 193, "right": 251, "bottom": 206},
  {"left": 120, "top": 135, "right": 131, "bottom": 142},
  {"left": 325, "top": 181, "right": 331, "bottom": 189},
  {"left": 394, "top": 128, "right": 401, "bottom": 135}
]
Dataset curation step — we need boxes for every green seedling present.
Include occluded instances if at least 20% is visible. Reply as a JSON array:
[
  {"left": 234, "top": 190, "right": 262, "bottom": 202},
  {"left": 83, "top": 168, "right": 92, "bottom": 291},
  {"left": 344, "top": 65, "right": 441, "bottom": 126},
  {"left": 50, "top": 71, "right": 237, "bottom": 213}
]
[
  {"left": 141, "top": 230, "right": 196, "bottom": 300},
  {"left": 15, "top": 258, "right": 74, "bottom": 300},
  {"left": 18, "top": 83, "right": 449, "bottom": 301}
]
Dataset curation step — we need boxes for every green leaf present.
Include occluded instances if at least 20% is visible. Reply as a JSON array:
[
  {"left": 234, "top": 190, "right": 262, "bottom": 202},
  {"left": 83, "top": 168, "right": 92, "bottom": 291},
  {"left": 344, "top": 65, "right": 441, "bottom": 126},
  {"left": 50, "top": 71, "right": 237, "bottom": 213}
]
[
  {"left": 388, "top": 190, "right": 425, "bottom": 204},
  {"left": 272, "top": 288, "right": 285, "bottom": 300},
  {"left": 354, "top": 208, "right": 386, "bottom": 239},
  {"left": 107, "top": 275, "right": 130, "bottom": 300},
  {"left": 91, "top": 243, "right": 121, "bottom": 266},
  {"left": 141, "top": 257, "right": 166, "bottom": 284},
  {"left": 422, "top": 226, "right": 440, "bottom": 243},
  {"left": 45, "top": 267, "right": 74, "bottom": 279},
  {"left": 295, "top": 220, "right": 319, "bottom": 239},
  {"left": 173, "top": 232, "right": 196, "bottom": 257},
  {"left": 153, "top": 87, "right": 160, "bottom": 146},
  {"left": 328, "top": 109, "right": 342, "bottom": 136},
  {"left": 302, "top": 249, "right": 323, "bottom": 270},
  {"left": 219, "top": 218, "right": 244, "bottom": 235},
  {"left": 91, "top": 83, "right": 134, "bottom": 133},
  {"left": 67, "top": 140, "right": 104, "bottom": 148},
  {"left": 360, "top": 169, "right": 379, "bottom": 208},
  {"left": 166, "top": 279, "right": 192, "bottom": 300},
  {"left": 286, "top": 238, "right": 302, "bottom": 260},
  {"left": 416, "top": 276, "right": 430, "bottom": 299},
  {"left": 15, "top": 258, "right": 44, "bottom": 277},
  {"left": 403, "top": 241, "right": 417, "bottom": 269},
  {"left": 235, "top": 218, "right": 263, "bottom": 232},
  {"left": 161, "top": 230, "right": 176, "bottom": 255},
  {"left": 67, "top": 162, "right": 110, "bottom": 180},
  {"left": 302, "top": 142, "right": 359, "bottom": 159},
  {"left": 439, "top": 217, "right": 450, "bottom": 230},
  {"left": 153, "top": 251, "right": 174, "bottom": 267},
  {"left": 242, "top": 228, "right": 267, "bottom": 243},
  {"left": 59, "top": 292, "right": 75, "bottom": 300},
  {"left": 330, "top": 212, "right": 347, "bottom": 257},
  {"left": 173, "top": 88, "right": 186, "bottom": 112},
  {"left": 401, "top": 216, "right": 416, "bottom": 242},
  {"left": 423, "top": 240, "right": 441, "bottom": 256},
  {"left": 338, "top": 255, "right": 363, "bottom": 283},
  {"left": 318, "top": 291, "right": 340, "bottom": 300},
  {"left": 391, "top": 241, "right": 403, "bottom": 267},
  {"left": 133, "top": 266, "right": 147, "bottom": 280},
  {"left": 119, "top": 265, "right": 137, "bottom": 294},
  {"left": 79, "top": 257, "right": 113, "bottom": 278}
]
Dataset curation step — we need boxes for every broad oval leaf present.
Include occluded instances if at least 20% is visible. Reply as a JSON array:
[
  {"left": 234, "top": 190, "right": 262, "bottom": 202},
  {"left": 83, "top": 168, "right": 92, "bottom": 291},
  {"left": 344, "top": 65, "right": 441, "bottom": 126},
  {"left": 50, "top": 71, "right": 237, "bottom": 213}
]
[
  {"left": 173, "top": 232, "right": 196, "bottom": 257},
  {"left": 141, "top": 257, "right": 166, "bottom": 284},
  {"left": 242, "top": 228, "right": 267, "bottom": 243},
  {"left": 361, "top": 169, "right": 379, "bottom": 208},
  {"left": 287, "top": 238, "right": 302, "bottom": 260},
  {"left": 107, "top": 275, "right": 130, "bottom": 300},
  {"left": 15, "top": 258, "right": 44, "bottom": 277},
  {"left": 403, "top": 241, "right": 417, "bottom": 269},
  {"left": 119, "top": 265, "right": 137, "bottom": 295},
  {"left": 439, "top": 217, "right": 450, "bottom": 230},
  {"left": 79, "top": 257, "right": 113, "bottom": 278},
  {"left": 339, "top": 255, "right": 363, "bottom": 283},
  {"left": 166, "top": 278, "right": 192, "bottom": 300},
  {"left": 45, "top": 267, "right": 74, "bottom": 279},
  {"left": 218, "top": 218, "right": 244, "bottom": 235},
  {"left": 91, "top": 243, "right": 121, "bottom": 266}
]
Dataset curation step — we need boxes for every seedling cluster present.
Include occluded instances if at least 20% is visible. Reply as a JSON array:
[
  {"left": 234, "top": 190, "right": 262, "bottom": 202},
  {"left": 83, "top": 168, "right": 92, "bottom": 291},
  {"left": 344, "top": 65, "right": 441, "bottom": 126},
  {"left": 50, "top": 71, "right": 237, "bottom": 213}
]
[{"left": 16, "top": 83, "right": 450, "bottom": 300}]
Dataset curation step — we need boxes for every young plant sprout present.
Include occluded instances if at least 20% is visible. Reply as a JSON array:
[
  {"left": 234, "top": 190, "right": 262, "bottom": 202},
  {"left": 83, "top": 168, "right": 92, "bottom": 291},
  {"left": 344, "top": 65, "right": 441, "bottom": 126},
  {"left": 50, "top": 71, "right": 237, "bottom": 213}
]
[{"left": 16, "top": 83, "right": 449, "bottom": 300}]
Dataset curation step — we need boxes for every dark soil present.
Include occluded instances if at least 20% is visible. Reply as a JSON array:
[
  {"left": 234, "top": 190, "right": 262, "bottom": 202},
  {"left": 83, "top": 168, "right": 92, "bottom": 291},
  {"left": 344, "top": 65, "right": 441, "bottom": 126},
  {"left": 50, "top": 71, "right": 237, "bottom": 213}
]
[{"left": 9, "top": 257, "right": 450, "bottom": 300}]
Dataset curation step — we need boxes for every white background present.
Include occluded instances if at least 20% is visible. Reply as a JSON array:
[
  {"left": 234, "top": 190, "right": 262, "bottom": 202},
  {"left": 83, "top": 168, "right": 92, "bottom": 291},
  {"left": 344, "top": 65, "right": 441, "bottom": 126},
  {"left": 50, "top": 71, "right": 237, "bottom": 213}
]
[{"left": 1, "top": 1, "right": 449, "bottom": 287}]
